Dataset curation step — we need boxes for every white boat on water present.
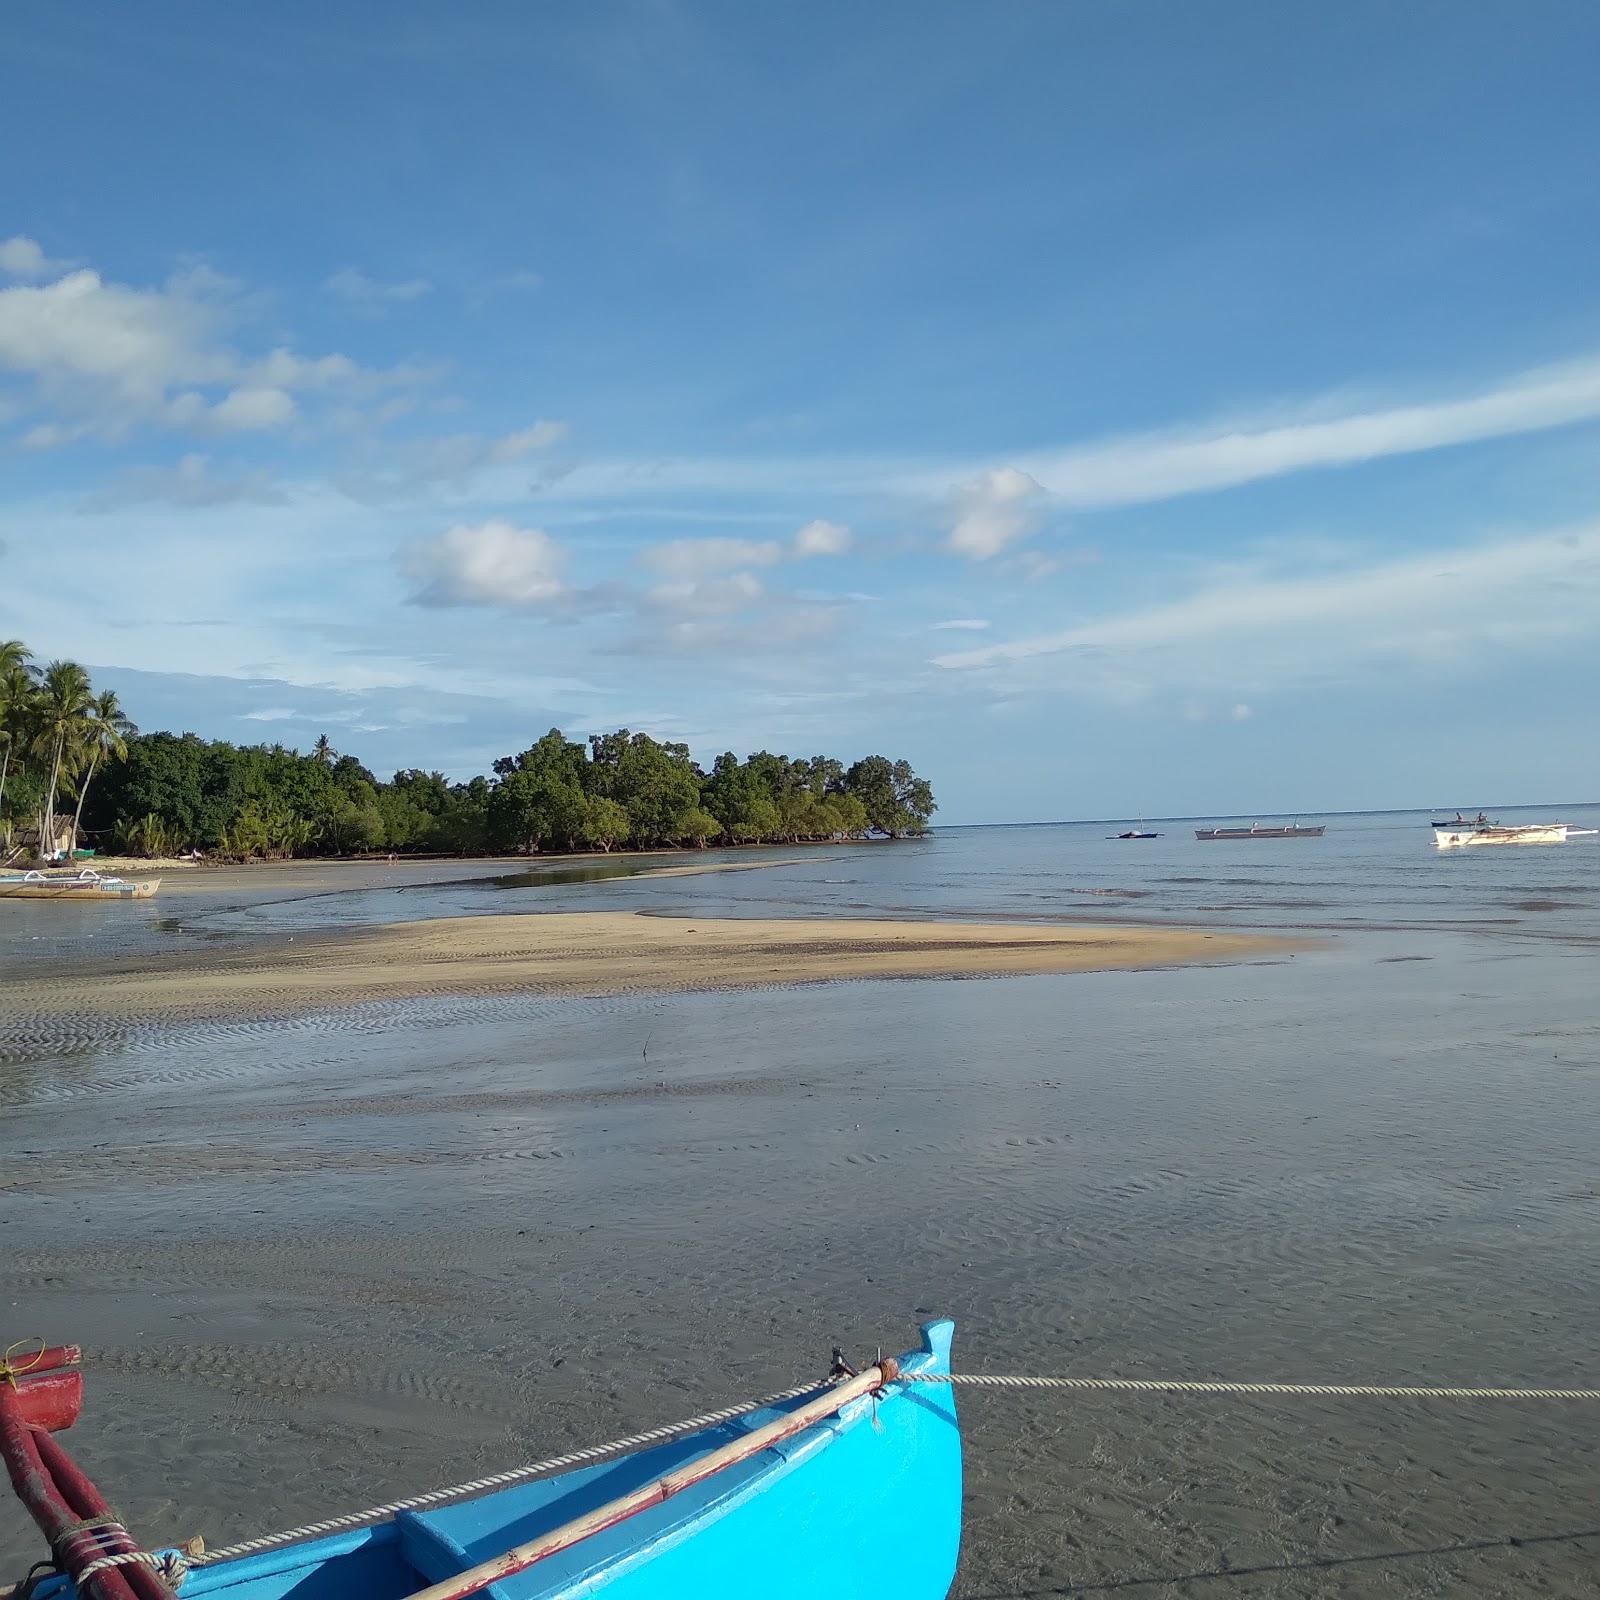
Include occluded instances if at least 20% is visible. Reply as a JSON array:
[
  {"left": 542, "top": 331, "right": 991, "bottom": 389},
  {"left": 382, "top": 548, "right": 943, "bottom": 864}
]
[
  {"left": 0, "top": 867, "right": 161, "bottom": 900},
  {"left": 1432, "top": 819, "right": 1570, "bottom": 849}
]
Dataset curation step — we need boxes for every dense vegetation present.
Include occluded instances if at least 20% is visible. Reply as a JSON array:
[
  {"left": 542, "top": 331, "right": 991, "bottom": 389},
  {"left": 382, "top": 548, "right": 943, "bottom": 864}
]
[{"left": 0, "top": 642, "right": 935, "bottom": 861}]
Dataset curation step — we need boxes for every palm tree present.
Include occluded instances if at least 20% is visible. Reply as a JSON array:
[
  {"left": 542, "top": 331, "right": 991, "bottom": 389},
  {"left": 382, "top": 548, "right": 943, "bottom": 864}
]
[
  {"left": 0, "top": 641, "right": 35, "bottom": 826},
  {"left": 68, "top": 688, "right": 136, "bottom": 853},
  {"left": 30, "top": 660, "right": 92, "bottom": 859},
  {"left": 313, "top": 732, "right": 337, "bottom": 766}
]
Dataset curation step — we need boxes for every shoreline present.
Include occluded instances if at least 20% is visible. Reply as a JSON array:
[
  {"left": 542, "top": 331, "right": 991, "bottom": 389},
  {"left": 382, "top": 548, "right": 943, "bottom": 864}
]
[
  {"left": 0, "top": 910, "right": 1297, "bottom": 1033},
  {"left": 47, "top": 848, "right": 832, "bottom": 898}
]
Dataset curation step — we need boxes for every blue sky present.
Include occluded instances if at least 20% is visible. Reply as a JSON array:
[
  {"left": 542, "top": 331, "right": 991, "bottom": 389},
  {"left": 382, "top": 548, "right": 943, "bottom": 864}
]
[{"left": 4, "top": 1, "right": 1600, "bottom": 823}]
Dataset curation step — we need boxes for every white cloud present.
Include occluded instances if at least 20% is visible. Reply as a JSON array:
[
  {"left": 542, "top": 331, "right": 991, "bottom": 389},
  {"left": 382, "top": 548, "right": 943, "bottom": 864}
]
[
  {"left": 20, "top": 421, "right": 91, "bottom": 450},
  {"left": 323, "top": 268, "right": 433, "bottom": 310},
  {"left": 931, "top": 618, "right": 992, "bottom": 631},
  {"left": 0, "top": 268, "right": 231, "bottom": 406},
  {"left": 488, "top": 420, "right": 569, "bottom": 460},
  {"left": 646, "top": 571, "right": 765, "bottom": 616},
  {"left": 947, "top": 466, "right": 1045, "bottom": 559},
  {"left": 792, "top": 518, "right": 851, "bottom": 557},
  {"left": 0, "top": 259, "right": 417, "bottom": 445},
  {"left": 242, "top": 706, "right": 299, "bottom": 722},
  {"left": 616, "top": 594, "right": 843, "bottom": 657},
  {"left": 210, "top": 385, "right": 296, "bottom": 431},
  {"left": 82, "top": 453, "right": 286, "bottom": 510},
  {"left": 1230, "top": 703, "right": 1255, "bottom": 721},
  {"left": 335, "top": 421, "right": 570, "bottom": 498},
  {"left": 640, "top": 537, "right": 784, "bottom": 578},
  {"left": 1008, "top": 356, "right": 1600, "bottom": 511},
  {"left": 0, "top": 236, "right": 74, "bottom": 280},
  {"left": 933, "top": 522, "right": 1600, "bottom": 698},
  {"left": 400, "top": 520, "right": 569, "bottom": 609},
  {"left": 253, "top": 348, "right": 362, "bottom": 390}
]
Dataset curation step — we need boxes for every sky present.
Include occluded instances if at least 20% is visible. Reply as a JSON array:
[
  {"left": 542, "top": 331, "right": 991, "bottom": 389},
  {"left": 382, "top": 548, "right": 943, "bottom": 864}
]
[{"left": 4, "top": 1, "right": 1600, "bottom": 824}]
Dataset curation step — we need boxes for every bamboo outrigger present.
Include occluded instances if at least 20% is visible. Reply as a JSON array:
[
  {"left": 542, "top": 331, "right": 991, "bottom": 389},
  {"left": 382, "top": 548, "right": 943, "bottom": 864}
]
[
  {"left": 1, "top": 1327, "right": 961, "bottom": 1600},
  {"left": 0, "top": 868, "right": 160, "bottom": 901}
]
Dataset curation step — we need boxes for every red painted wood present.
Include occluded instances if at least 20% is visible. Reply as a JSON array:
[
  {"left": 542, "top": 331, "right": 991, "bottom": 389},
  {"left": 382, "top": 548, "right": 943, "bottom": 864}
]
[
  {"left": 33, "top": 1428, "right": 174, "bottom": 1600},
  {"left": 10, "top": 1370, "right": 84, "bottom": 1432},
  {"left": 26, "top": 1344, "right": 83, "bottom": 1375},
  {"left": 0, "top": 1386, "right": 141, "bottom": 1600}
]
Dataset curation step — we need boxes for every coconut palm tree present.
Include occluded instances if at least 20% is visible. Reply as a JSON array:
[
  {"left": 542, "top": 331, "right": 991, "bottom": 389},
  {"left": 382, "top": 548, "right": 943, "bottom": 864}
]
[
  {"left": 68, "top": 688, "right": 136, "bottom": 853},
  {"left": 313, "top": 732, "right": 337, "bottom": 766},
  {"left": 30, "top": 660, "right": 92, "bottom": 859},
  {"left": 0, "top": 640, "right": 35, "bottom": 826}
]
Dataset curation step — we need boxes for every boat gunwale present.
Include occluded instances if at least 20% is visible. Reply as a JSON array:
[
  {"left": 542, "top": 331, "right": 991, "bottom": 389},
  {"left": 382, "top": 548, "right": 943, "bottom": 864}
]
[{"left": 54, "top": 1321, "right": 957, "bottom": 1600}]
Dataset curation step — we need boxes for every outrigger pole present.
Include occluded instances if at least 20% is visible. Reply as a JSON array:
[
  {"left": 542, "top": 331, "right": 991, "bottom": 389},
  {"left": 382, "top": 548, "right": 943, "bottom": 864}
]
[{"left": 0, "top": 1343, "right": 174, "bottom": 1600}]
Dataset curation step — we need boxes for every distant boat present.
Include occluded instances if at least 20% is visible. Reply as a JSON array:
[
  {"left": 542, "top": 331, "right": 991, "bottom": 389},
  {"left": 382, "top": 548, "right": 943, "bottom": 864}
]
[
  {"left": 1195, "top": 823, "right": 1325, "bottom": 840},
  {"left": 1109, "top": 829, "right": 1160, "bottom": 839},
  {"left": 1431, "top": 819, "right": 1571, "bottom": 849},
  {"left": 0, "top": 867, "right": 160, "bottom": 900},
  {"left": 0, "top": 1325, "right": 960, "bottom": 1600}
]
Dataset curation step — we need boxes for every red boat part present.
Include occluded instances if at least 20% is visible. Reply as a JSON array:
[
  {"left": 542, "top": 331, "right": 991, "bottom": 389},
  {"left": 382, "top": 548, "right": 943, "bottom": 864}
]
[
  {"left": 31, "top": 1430, "right": 174, "bottom": 1600},
  {"left": 8, "top": 1346, "right": 81, "bottom": 1378},
  {"left": 0, "top": 1342, "right": 168, "bottom": 1600},
  {"left": 0, "top": 1394, "right": 140, "bottom": 1600},
  {"left": 9, "top": 1371, "right": 84, "bottom": 1433}
]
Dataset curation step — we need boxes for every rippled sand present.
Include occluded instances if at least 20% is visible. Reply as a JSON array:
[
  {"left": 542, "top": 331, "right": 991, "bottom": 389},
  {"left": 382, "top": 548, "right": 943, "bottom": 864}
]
[
  {"left": 0, "top": 911, "right": 1283, "bottom": 1047},
  {"left": 5, "top": 840, "right": 1600, "bottom": 1597}
]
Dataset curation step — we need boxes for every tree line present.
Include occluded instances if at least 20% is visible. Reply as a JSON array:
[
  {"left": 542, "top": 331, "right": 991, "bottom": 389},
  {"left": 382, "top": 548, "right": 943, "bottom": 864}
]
[{"left": 0, "top": 641, "right": 935, "bottom": 861}]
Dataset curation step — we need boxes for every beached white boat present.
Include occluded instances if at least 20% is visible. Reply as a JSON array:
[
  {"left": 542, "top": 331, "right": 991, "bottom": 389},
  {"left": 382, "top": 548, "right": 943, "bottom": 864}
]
[
  {"left": 0, "top": 867, "right": 161, "bottom": 900},
  {"left": 1431, "top": 820, "right": 1569, "bottom": 849}
]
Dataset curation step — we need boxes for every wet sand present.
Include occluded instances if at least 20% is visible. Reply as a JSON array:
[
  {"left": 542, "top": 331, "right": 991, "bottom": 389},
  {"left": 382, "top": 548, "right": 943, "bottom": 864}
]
[
  {"left": 81, "top": 850, "right": 818, "bottom": 898},
  {"left": 6, "top": 824, "right": 1600, "bottom": 1596},
  {"left": 1, "top": 912, "right": 1283, "bottom": 1040}
]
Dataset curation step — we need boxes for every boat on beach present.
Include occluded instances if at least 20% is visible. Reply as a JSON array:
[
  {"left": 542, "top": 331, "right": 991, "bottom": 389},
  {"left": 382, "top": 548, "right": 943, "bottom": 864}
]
[
  {"left": 0, "top": 867, "right": 160, "bottom": 900},
  {"left": 1194, "top": 823, "right": 1325, "bottom": 840},
  {"left": 2, "top": 1325, "right": 961, "bottom": 1600},
  {"left": 1431, "top": 819, "right": 1571, "bottom": 849}
]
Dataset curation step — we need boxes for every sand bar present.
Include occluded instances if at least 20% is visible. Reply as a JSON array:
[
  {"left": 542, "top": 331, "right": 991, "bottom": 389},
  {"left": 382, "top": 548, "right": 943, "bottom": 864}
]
[
  {"left": 55, "top": 851, "right": 818, "bottom": 898},
  {"left": 2, "top": 911, "right": 1292, "bottom": 1031}
]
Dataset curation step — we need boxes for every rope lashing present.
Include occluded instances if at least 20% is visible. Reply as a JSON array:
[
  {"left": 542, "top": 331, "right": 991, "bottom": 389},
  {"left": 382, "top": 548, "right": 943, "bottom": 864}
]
[
  {"left": 49, "top": 1363, "right": 1600, "bottom": 1588},
  {"left": 0, "top": 1340, "right": 45, "bottom": 1388},
  {"left": 76, "top": 1549, "right": 189, "bottom": 1589},
  {"left": 902, "top": 1372, "right": 1600, "bottom": 1401},
  {"left": 192, "top": 1375, "right": 838, "bottom": 1567}
]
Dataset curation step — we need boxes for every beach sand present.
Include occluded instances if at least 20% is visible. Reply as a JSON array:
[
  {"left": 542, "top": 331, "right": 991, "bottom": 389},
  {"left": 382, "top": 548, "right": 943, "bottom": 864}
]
[
  {"left": 1, "top": 911, "right": 1287, "bottom": 1032},
  {"left": 60, "top": 851, "right": 818, "bottom": 897}
]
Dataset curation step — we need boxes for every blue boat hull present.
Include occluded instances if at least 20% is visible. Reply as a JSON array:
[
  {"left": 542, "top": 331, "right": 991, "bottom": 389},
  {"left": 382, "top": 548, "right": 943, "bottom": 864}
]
[{"left": 46, "top": 1322, "right": 959, "bottom": 1600}]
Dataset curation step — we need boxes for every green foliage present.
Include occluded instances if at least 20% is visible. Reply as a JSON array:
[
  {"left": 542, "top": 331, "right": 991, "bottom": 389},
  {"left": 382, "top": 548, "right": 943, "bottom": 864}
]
[
  {"left": 1, "top": 638, "right": 935, "bottom": 861},
  {"left": 578, "top": 795, "right": 630, "bottom": 852},
  {"left": 671, "top": 805, "right": 721, "bottom": 848},
  {"left": 843, "top": 755, "right": 936, "bottom": 838},
  {"left": 113, "top": 812, "right": 183, "bottom": 858}
]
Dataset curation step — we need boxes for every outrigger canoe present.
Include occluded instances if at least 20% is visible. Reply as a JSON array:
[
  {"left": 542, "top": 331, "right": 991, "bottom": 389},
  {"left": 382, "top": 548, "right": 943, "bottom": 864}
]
[
  {"left": 0, "top": 868, "right": 159, "bottom": 900},
  {"left": 2, "top": 1324, "right": 961, "bottom": 1600},
  {"left": 1194, "top": 823, "right": 1325, "bottom": 840},
  {"left": 1431, "top": 820, "right": 1570, "bottom": 849}
]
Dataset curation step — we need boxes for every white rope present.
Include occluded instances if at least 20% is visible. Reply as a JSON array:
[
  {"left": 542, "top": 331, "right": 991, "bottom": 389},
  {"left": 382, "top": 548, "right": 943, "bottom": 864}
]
[
  {"left": 76, "top": 1549, "right": 188, "bottom": 1589},
  {"left": 115, "top": 1365, "right": 1600, "bottom": 1580},
  {"left": 904, "top": 1372, "right": 1600, "bottom": 1400},
  {"left": 193, "top": 1376, "right": 835, "bottom": 1567}
]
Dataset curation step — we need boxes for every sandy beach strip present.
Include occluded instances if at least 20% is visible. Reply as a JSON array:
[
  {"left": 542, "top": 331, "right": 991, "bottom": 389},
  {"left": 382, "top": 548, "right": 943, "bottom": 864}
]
[
  {"left": 68, "top": 851, "right": 819, "bottom": 898},
  {"left": 1, "top": 911, "right": 1292, "bottom": 1030}
]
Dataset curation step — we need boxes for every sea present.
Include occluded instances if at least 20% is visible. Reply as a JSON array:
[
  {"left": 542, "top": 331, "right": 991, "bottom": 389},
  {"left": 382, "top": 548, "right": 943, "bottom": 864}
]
[{"left": 4, "top": 805, "right": 1600, "bottom": 1597}]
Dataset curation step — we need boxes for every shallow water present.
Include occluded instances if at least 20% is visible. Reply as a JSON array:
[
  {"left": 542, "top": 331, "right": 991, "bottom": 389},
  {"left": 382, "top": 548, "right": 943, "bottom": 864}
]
[{"left": 4, "top": 815, "right": 1600, "bottom": 1595}]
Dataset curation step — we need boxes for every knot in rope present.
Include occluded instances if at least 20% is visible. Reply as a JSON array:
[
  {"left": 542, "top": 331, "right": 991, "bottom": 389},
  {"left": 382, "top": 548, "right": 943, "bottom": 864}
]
[
  {"left": 0, "top": 1339, "right": 45, "bottom": 1388},
  {"left": 76, "top": 1548, "right": 189, "bottom": 1591}
]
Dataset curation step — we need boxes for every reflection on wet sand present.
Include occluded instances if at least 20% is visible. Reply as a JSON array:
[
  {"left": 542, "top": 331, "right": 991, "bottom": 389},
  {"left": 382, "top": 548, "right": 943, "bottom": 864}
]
[{"left": 6, "top": 822, "right": 1600, "bottom": 1595}]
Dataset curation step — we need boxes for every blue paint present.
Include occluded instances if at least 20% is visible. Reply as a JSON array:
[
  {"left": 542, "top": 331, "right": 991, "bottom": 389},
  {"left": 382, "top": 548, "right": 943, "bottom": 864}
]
[{"left": 45, "top": 1322, "right": 959, "bottom": 1600}]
